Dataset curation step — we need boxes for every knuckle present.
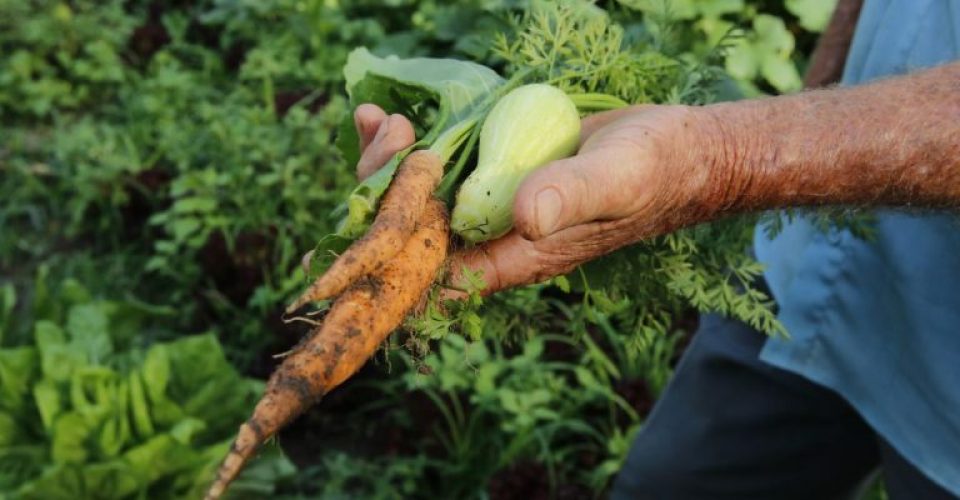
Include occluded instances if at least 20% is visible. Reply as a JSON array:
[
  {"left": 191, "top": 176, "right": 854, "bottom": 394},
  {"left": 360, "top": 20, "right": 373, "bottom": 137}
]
[
  {"left": 477, "top": 248, "right": 503, "bottom": 293},
  {"left": 566, "top": 166, "right": 594, "bottom": 215},
  {"left": 528, "top": 241, "right": 579, "bottom": 283}
]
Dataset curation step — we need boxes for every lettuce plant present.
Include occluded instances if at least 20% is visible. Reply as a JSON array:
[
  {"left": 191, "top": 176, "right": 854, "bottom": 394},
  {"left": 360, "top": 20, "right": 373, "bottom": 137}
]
[{"left": 0, "top": 275, "right": 295, "bottom": 499}]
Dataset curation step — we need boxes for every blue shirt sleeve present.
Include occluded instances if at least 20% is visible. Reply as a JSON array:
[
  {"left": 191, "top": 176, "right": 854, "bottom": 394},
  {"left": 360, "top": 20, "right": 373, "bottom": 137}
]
[{"left": 755, "top": 0, "right": 960, "bottom": 494}]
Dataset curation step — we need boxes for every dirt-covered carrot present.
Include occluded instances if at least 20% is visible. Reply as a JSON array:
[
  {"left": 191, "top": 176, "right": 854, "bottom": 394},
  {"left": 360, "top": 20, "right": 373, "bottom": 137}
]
[
  {"left": 285, "top": 150, "right": 444, "bottom": 314},
  {"left": 206, "top": 198, "right": 449, "bottom": 500}
]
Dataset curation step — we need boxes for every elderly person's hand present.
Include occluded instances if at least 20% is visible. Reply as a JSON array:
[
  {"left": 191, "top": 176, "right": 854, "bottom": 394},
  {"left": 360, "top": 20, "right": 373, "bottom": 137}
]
[
  {"left": 350, "top": 102, "right": 722, "bottom": 295},
  {"left": 350, "top": 59, "right": 960, "bottom": 295}
]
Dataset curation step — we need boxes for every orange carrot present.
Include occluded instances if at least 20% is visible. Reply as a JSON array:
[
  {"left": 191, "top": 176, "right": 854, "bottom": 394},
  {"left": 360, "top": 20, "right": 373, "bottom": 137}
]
[
  {"left": 285, "top": 150, "right": 444, "bottom": 314},
  {"left": 206, "top": 198, "right": 449, "bottom": 500}
]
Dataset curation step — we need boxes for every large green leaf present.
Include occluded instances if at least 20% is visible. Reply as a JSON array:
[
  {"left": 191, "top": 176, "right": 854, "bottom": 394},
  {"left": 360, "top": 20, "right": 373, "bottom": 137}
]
[
  {"left": 141, "top": 344, "right": 171, "bottom": 405},
  {"left": 33, "top": 379, "right": 61, "bottom": 432},
  {"left": 0, "top": 347, "right": 39, "bottom": 415},
  {"left": 123, "top": 434, "right": 199, "bottom": 485},
  {"left": 0, "top": 411, "right": 19, "bottom": 447},
  {"left": 35, "top": 321, "right": 85, "bottom": 383},
  {"left": 12, "top": 465, "right": 85, "bottom": 500},
  {"left": 51, "top": 412, "right": 94, "bottom": 465},
  {"left": 66, "top": 303, "right": 113, "bottom": 363},
  {"left": 164, "top": 334, "right": 257, "bottom": 442},
  {"left": 343, "top": 48, "right": 504, "bottom": 126},
  {"left": 127, "top": 370, "right": 155, "bottom": 440},
  {"left": 80, "top": 460, "right": 141, "bottom": 499}
]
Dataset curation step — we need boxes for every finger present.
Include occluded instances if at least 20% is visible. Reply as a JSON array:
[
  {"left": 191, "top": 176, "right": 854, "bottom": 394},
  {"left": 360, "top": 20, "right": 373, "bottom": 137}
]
[
  {"left": 511, "top": 147, "right": 652, "bottom": 241},
  {"left": 356, "top": 114, "right": 417, "bottom": 180},
  {"left": 355, "top": 104, "right": 387, "bottom": 151},
  {"left": 444, "top": 232, "right": 528, "bottom": 297},
  {"left": 579, "top": 105, "right": 648, "bottom": 146},
  {"left": 444, "top": 219, "right": 638, "bottom": 297}
]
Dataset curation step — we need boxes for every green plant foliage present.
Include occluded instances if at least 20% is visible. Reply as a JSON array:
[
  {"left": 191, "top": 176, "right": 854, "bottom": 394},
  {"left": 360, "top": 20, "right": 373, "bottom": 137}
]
[
  {"left": 726, "top": 13, "right": 804, "bottom": 93},
  {"left": 0, "top": 0, "right": 134, "bottom": 118},
  {"left": 0, "top": 274, "right": 295, "bottom": 498},
  {"left": 0, "top": 0, "right": 881, "bottom": 498},
  {"left": 618, "top": 0, "right": 831, "bottom": 95},
  {"left": 786, "top": 0, "right": 839, "bottom": 32},
  {"left": 300, "top": 327, "right": 663, "bottom": 497},
  {"left": 0, "top": 284, "right": 14, "bottom": 345},
  {"left": 0, "top": 0, "right": 376, "bottom": 366}
]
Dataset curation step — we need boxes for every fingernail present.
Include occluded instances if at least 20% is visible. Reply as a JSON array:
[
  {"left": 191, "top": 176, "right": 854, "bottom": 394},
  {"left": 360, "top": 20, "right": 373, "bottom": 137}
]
[{"left": 534, "top": 188, "right": 562, "bottom": 236}]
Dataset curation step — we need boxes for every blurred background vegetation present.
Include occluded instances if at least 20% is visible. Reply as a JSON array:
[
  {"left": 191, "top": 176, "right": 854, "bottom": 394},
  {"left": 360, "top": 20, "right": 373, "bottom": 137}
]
[{"left": 2, "top": 1, "right": 891, "bottom": 498}]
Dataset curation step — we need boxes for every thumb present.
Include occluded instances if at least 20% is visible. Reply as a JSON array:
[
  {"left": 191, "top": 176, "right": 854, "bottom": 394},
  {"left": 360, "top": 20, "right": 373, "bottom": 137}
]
[{"left": 512, "top": 149, "right": 645, "bottom": 240}]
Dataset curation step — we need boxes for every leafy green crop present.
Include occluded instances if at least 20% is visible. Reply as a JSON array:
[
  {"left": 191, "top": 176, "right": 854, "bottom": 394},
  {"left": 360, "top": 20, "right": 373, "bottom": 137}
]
[
  {"left": 0, "top": 0, "right": 375, "bottom": 367},
  {"left": 0, "top": 272, "right": 294, "bottom": 498}
]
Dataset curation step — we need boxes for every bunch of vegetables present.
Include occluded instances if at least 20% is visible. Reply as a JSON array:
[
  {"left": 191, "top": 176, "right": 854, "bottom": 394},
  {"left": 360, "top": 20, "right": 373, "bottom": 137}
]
[
  {"left": 208, "top": 53, "right": 580, "bottom": 500},
  {"left": 205, "top": 2, "right": 763, "bottom": 497}
]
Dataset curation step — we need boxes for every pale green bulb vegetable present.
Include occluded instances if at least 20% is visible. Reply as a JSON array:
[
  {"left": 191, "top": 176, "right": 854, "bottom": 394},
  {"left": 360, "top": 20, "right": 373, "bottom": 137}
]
[{"left": 451, "top": 84, "right": 581, "bottom": 243}]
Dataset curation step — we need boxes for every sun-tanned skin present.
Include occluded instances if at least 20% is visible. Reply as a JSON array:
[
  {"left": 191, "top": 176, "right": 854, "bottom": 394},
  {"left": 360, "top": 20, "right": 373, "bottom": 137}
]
[
  {"left": 701, "top": 62, "right": 960, "bottom": 211},
  {"left": 353, "top": 58, "right": 960, "bottom": 296}
]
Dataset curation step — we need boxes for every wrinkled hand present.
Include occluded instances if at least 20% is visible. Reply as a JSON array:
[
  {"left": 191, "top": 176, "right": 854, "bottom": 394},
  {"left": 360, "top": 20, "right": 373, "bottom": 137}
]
[{"left": 351, "top": 102, "right": 719, "bottom": 295}]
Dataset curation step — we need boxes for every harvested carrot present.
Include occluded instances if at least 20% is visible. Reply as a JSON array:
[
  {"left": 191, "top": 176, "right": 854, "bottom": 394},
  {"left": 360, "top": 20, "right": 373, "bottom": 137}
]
[
  {"left": 285, "top": 150, "right": 444, "bottom": 314},
  {"left": 206, "top": 198, "right": 449, "bottom": 500}
]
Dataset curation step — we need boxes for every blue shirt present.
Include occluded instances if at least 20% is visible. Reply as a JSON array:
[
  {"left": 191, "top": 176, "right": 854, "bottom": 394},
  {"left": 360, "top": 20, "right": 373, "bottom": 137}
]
[{"left": 756, "top": 0, "right": 960, "bottom": 494}]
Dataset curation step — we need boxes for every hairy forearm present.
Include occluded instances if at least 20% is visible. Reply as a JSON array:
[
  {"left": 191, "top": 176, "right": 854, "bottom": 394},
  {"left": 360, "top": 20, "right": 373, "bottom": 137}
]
[{"left": 698, "top": 61, "right": 960, "bottom": 213}]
